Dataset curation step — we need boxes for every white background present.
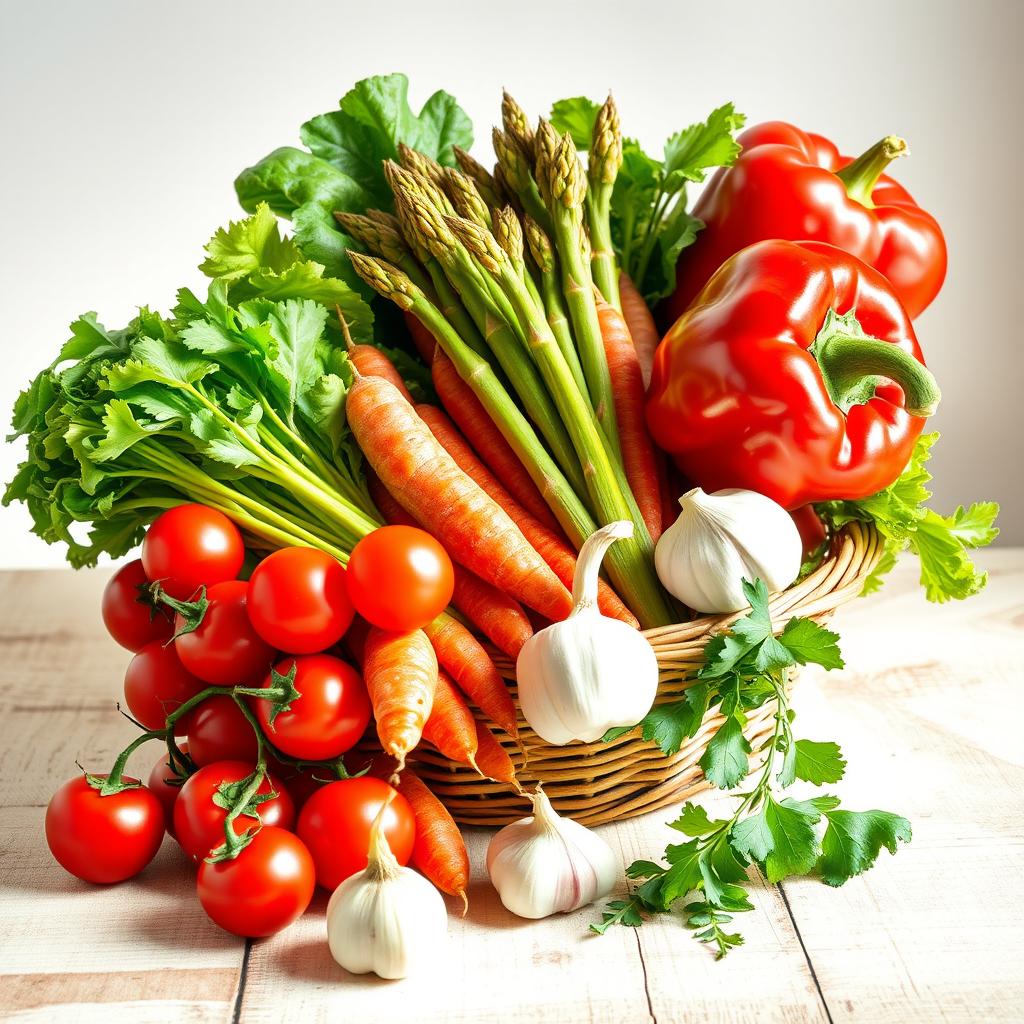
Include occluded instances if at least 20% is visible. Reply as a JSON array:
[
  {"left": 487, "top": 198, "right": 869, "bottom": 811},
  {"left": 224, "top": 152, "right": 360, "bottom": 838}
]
[{"left": 1, "top": 0, "right": 1020, "bottom": 566}]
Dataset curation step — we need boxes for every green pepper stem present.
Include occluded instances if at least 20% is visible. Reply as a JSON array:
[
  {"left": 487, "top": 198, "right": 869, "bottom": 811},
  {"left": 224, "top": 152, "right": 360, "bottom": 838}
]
[
  {"left": 812, "top": 328, "right": 940, "bottom": 417},
  {"left": 835, "top": 135, "right": 907, "bottom": 208}
]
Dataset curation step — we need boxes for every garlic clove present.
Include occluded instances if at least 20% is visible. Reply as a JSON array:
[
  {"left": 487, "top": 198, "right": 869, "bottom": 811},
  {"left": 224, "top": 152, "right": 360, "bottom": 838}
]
[
  {"left": 655, "top": 487, "right": 802, "bottom": 613},
  {"left": 486, "top": 788, "right": 620, "bottom": 919}
]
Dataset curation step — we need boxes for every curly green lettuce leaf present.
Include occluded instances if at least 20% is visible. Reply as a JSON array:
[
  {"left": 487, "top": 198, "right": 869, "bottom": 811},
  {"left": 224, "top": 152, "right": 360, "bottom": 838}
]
[{"left": 818, "top": 433, "right": 999, "bottom": 601}]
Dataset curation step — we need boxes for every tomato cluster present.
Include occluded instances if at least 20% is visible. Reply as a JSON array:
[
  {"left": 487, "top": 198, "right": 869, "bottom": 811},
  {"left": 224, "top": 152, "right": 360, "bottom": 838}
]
[{"left": 47, "top": 504, "right": 445, "bottom": 939}]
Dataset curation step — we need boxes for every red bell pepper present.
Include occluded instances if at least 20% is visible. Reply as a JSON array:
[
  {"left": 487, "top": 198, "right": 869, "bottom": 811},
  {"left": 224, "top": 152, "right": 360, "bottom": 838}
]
[
  {"left": 646, "top": 240, "right": 941, "bottom": 509},
  {"left": 665, "top": 122, "right": 947, "bottom": 322}
]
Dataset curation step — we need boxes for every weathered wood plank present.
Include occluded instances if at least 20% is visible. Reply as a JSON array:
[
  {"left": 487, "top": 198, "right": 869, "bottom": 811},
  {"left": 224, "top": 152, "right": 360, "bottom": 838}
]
[{"left": 777, "top": 554, "right": 1024, "bottom": 1023}]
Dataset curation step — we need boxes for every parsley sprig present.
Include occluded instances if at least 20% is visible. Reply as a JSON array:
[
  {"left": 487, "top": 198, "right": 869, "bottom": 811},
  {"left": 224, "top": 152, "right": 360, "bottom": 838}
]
[{"left": 594, "top": 580, "right": 911, "bottom": 958}]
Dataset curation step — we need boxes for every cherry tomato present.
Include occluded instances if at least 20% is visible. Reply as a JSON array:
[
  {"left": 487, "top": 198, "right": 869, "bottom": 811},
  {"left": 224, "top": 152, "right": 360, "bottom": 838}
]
[
  {"left": 45, "top": 775, "right": 165, "bottom": 884},
  {"left": 276, "top": 764, "right": 328, "bottom": 811},
  {"left": 173, "top": 760, "right": 295, "bottom": 861},
  {"left": 101, "top": 560, "right": 173, "bottom": 652},
  {"left": 173, "top": 581, "right": 274, "bottom": 686},
  {"left": 346, "top": 525, "right": 454, "bottom": 631},
  {"left": 187, "top": 695, "right": 258, "bottom": 766},
  {"left": 196, "top": 826, "right": 314, "bottom": 937},
  {"left": 254, "top": 655, "right": 371, "bottom": 762},
  {"left": 246, "top": 547, "right": 353, "bottom": 654},
  {"left": 142, "top": 504, "right": 244, "bottom": 600},
  {"left": 123, "top": 641, "right": 206, "bottom": 733},
  {"left": 146, "top": 742, "right": 191, "bottom": 834},
  {"left": 297, "top": 777, "right": 414, "bottom": 890}
]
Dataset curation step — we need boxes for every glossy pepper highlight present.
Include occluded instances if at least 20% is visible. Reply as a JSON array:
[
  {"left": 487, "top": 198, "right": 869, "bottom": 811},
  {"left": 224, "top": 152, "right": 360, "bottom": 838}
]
[
  {"left": 665, "top": 122, "right": 947, "bottom": 321},
  {"left": 646, "top": 240, "right": 940, "bottom": 509}
]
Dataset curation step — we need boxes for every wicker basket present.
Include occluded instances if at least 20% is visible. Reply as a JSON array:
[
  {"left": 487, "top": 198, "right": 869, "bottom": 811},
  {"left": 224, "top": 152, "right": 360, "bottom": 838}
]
[{"left": 413, "top": 521, "right": 883, "bottom": 827}]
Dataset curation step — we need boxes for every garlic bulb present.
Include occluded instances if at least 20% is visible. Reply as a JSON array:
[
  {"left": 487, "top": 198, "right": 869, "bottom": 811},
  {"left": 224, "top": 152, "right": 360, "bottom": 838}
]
[
  {"left": 487, "top": 787, "right": 619, "bottom": 919},
  {"left": 655, "top": 487, "right": 802, "bottom": 613},
  {"left": 326, "top": 807, "right": 448, "bottom": 980},
  {"left": 516, "top": 521, "right": 658, "bottom": 745}
]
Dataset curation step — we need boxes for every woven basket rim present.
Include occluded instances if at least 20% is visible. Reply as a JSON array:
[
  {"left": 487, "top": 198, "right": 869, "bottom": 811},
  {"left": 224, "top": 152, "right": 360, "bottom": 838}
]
[{"left": 413, "top": 521, "right": 882, "bottom": 827}]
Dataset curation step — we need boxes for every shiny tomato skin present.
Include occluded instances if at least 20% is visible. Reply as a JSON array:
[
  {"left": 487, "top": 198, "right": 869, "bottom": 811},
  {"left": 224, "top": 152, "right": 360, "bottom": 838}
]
[
  {"left": 297, "top": 777, "right": 414, "bottom": 890},
  {"left": 196, "top": 826, "right": 314, "bottom": 937},
  {"left": 101, "top": 560, "right": 173, "bottom": 652},
  {"left": 346, "top": 526, "right": 455, "bottom": 631},
  {"left": 255, "top": 655, "right": 371, "bottom": 761},
  {"left": 186, "top": 695, "right": 258, "bottom": 766},
  {"left": 45, "top": 775, "right": 165, "bottom": 884},
  {"left": 141, "top": 504, "right": 244, "bottom": 600},
  {"left": 124, "top": 641, "right": 206, "bottom": 733},
  {"left": 174, "top": 581, "right": 275, "bottom": 686},
  {"left": 173, "top": 760, "right": 295, "bottom": 861},
  {"left": 246, "top": 548, "right": 353, "bottom": 654},
  {"left": 146, "top": 743, "right": 190, "bottom": 834}
]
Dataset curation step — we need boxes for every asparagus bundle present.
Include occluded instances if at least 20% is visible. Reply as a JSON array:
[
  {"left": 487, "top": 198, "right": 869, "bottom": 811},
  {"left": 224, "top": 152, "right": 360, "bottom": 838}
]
[{"left": 342, "top": 95, "right": 676, "bottom": 628}]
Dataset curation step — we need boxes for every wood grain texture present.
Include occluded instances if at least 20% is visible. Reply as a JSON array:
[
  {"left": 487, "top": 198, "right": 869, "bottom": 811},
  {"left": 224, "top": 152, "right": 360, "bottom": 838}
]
[{"left": 0, "top": 555, "right": 1021, "bottom": 1023}]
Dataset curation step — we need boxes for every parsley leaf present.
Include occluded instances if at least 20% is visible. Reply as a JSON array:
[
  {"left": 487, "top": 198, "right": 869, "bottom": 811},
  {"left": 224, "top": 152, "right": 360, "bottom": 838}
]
[
  {"left": 792, "top": 739, "right": 847, "bottom": 786},
  {"left": 699, "top": 715, "right": 751, "bottom": 789},
  {"left": 818, "top": 433, "right": 999, "bottom": 602},
  {"left": 818, "top": 809, "right": 912, "bottom": 886}
]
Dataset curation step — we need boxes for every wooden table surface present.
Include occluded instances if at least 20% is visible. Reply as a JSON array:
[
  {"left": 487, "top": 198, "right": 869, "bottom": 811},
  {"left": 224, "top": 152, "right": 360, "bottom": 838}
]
[{"left": 1, "top": 553, "right": 1022, "bottom": 1023}]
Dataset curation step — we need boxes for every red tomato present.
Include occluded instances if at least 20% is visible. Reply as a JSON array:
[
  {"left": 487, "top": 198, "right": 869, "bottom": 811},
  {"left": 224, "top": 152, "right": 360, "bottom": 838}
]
[
  {"left": 124, "top": 641, "right": 206, "bottom": 733},
  {"left": 173, "top": 760, "right": 295, "bottom": 861},
  {"left": 246, "top": 547, "right": 353, "bottom": 654},
  {"left": 196, "top": 826, "right": 314, "bottom": 937},
  {"left": 297, "top": 777, "right": 414, "bottom": 890},
  {"left": 346, "top": 525, "right": 454, "bottom": 631},
  {"left": 101, "top": 559, "right": 174, "bottom": 652},
  {"left": 146, "top": 743, "right": 191, "bottom": 833},
  {"left": 142, "top": 504, "right": 244, "bottom": 600},
  {"left": 173, "top": 581, "right": 274, "bottom": 686},
  {"left": 187, "top": 695, "right": 258, "bottom": 766},
  {"left": 255, "top": 655, "right": 371, "bottom": 762},
  {"left": 277, "top": 765, "right": 328, "bottom": 811},
  {"left": 45, "top": 775, "right": 165, "bottom": 884}
]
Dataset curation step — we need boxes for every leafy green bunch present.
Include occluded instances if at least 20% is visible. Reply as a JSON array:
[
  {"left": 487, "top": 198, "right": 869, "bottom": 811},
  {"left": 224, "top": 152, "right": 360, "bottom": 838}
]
[
  {"left": 4, "top": 206, "right": 383, "bottom": 566},
  {"left": 595, "top": 580, "right": 911, "bottom": 958}
]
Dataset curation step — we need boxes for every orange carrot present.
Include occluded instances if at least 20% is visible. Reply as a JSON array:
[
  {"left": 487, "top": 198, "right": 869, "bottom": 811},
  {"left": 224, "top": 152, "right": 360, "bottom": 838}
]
[
  {"left": 347, "top": 373, "right": 573, "bottom": 622},
  {"left": 363, "top": 626, "right": 438, "bottom": 770},
  {"left": 422, "top": 668, "right": 479, "bottom": 765},
  {"left": 595, "top": 295, "right": 664, "bottom": 543},
  {"left": 431, "top": 349, "right": 561, "bottom": 532},
  {"left": 619, "top": 272, "right": 660, "bottom": 389},
  {"left": 404, "top": 311, "right": 438, "bottom": 363},
  {"left": 415, "top": 403, "right": 638, "bottom": 628},
  {"left": 473, "top": 720, "right": 519, "bottom": 787},
  {"left": 345, "top": 343, "right": 414, "bottom": 403},
  {"left": 449, "top": 571, "right": 532, "bottom": 661},
  {"left": 424, "top": 615, "right": 518, "bottom": 738},
  {"left": 367, "top": 471, "right": 534, "bottom": 660},
  {"left": 396, "top": 770, "right": 470, "bottom": 908}
]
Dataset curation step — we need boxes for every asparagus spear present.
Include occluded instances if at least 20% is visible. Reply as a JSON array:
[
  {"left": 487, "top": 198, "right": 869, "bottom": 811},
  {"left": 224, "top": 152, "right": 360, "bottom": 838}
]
[
  {"left": 523, "top": 215, "right": 587, "bottom": 395},
  {"left": 501, "top": 89, "right": 536, "bottom": 158},
  {"left": 453, "top": 146, "right": 506, "bottom": 208},
  {"left": 444, "top": 215, "right": 674, "bottom": 626},
  {"left": 586, "top": 95, "right": 623, "bottom": 310},
  {"left": 493, "top": 128, "right": 552, "bottom": 235},
  {"left": 442, "top": 167, "right": 492, "bottom": 228},
  {"left": 537, "top": 131, "right": 622, "bottom": 462},
  {"left": 397, "top": 142, "right": 447, "bottom": 188}
]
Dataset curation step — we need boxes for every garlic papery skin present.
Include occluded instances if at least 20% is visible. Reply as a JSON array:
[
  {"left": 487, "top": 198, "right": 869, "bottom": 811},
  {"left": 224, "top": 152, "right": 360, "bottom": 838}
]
[
  {"left": 326, "top": 812, "right": 447, "bottom": 980},
  {"left": 486, "top": 788, "right": 620, "bottom": 919},
  {"left": 516, "top": 521, "right": 659, "bottom": 745},
  {"left": 655, "top": 487, "right": 802, "bottom": 614}
]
